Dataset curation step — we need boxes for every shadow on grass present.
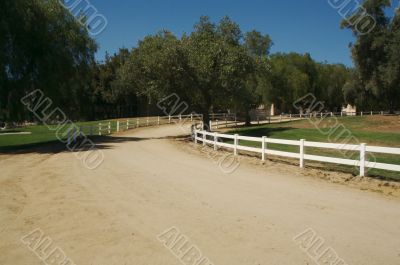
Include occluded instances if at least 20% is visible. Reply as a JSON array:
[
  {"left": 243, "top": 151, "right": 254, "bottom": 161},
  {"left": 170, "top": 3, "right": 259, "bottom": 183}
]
[
  {"left": 230, "top": 126, "right": 296, "bottom": 137},
  {"left": 0, "top": 134, "right": 188, "bottom": 155}
]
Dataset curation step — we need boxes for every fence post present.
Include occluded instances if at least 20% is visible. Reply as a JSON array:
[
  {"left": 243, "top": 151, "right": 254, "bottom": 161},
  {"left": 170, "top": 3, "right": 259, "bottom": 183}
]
[
  {"left": 257, "top": 116, "right": 260, "bottom": 125},
  {"left": 98, "top": 123, "right": 101, "bottom": 136},
  {"left": 146, "top": 117, "right": 149, "bottom": 126},
  {"left": 209, "top": 120, "right": 212, "bottom": 131},
  {"left": 117, "top": 121, "right": 120, "bottom": 132},
  {"left": 370, "top": 111, "right": 373, "bottom": 116},
  {"left": 300, "top": 139, "right": 305, "bottom": 168},
  {"left": 361, "top": 111, "right": 363, "bottom": 117},
  {"left": 341, "top": 112, "right": 343, "bottom": 117},
  {"left": 214, "top": 132, "right": 218, "bottom": 151},
  {"left": 179, "top": 114, "right": 182, "bottom": 122},
  {"left": 190, "top": 114, "right": 193, "bottom": 122},
  {"left": 360, "top": 143, "right": 366, "bottom": 177},
  {"left": 262, "top": 136, "right": 266, "bottom": 161},
  {"left": 381, "top": 111, "right": 383, "bottom": 115},
  {"left": 108, "top": 122, "right": 111, "bottom": 134},
  {"left": 127, "top": 119, "right": 129, "bottom": 130},
  {"left": 234, "top": 134, "right": 238, "bottom": 156},
  {"left": 158, "top": 116, "right": 160, "bottom": 125},
  {"left": 330, "top": 112, "right": 333, "bottom": 117},
  {"left": 216, "top": 120, "right": 219, "bottom": 129},
  {"left": 169, "top": 115, "right": 171, "bottom": 124},
  {"left": 290, "top": 114, "right": 292, "bottom": 121}
]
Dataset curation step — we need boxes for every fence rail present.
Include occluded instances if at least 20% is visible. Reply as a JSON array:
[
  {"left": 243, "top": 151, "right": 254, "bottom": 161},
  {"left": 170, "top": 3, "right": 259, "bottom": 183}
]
[
  {"left": 193, "top": 129, "right": 400, "bottom": 176},
  {"left": 209, "top": 111, "right": 399, "bottom": 130},
  {"left": 66, "top": 114, "right": 203, "bottom": 144}
]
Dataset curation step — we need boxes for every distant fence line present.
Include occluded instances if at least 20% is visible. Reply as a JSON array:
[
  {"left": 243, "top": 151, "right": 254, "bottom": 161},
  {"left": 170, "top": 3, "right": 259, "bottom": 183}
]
[
  {"left": 30, "top": 110, "right": 400, "bottom": 177},
  {"left": 208, "top": 111, "right": 399, "bottom": 130},
  {"left": 67, "top": 114, "right": 203, "bottom": 144}
]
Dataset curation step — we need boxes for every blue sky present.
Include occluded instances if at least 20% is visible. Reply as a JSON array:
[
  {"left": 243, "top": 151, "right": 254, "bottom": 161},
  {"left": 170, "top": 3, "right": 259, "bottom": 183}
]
[{"left": 88, "top": 0, "right": 395, "bottom": 66}]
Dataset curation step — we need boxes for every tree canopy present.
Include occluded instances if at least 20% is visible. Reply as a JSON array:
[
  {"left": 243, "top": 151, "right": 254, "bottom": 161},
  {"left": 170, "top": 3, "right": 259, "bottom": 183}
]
[
  {"left": 341, "top": 0, "right": 400, "bottom": 112},
  {"left": 0, "top": 0, "right": 97, "bottom": 122},
  {"left": 2, "top": 0, "right": 398, "bottom": 124}
]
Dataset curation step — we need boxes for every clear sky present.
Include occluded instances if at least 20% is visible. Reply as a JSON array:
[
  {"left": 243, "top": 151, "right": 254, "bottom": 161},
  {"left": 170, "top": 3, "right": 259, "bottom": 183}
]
[{"left": 88, "top": 0, "right": 391, "bottom": 66}]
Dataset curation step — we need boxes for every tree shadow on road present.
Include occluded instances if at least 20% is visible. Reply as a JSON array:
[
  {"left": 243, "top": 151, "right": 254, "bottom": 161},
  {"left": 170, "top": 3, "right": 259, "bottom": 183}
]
[{"left": 0, "top": 134, "right": 189, "bottom": 155}]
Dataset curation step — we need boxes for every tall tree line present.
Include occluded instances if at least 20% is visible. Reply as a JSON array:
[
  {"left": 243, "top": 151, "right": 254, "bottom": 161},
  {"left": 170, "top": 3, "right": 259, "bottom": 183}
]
[
  {"left": 1, "top": 0, "right": 397, "bottom": 124},
  {"left": 0, "top": 0, "right": 97, "bottom": 122},
  {"left": 341, "top": 0, "right": 400, "bottom": 112},
  {"left": 111, "top": 17, "right": 351, "bottom": 123}
]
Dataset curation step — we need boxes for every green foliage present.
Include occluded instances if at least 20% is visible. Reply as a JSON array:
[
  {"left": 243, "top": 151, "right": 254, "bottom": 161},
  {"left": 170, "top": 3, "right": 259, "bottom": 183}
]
[
  {"left": 341, "top": 0, "right": 400, "bottom": 112},
  {"left": 91, "top": 48, "right": 135, "bottom": 119},
  {"left": 114, "top": 17, "right": 351, "bottom": 124},
  {"left": 116, "top": 16, "right": 259, "bottom": 125},
  {"left": 244, "top": 30, "right": 273, "bottom": 57},
  {"left": 0, "top": 0, "right": 97, "bottom": 121},
  {"left": 266, "top": 53, "right": 350, "bottom": 113},
  {"left": 0, "top": 5, "right": 366, "bottom": 124}
]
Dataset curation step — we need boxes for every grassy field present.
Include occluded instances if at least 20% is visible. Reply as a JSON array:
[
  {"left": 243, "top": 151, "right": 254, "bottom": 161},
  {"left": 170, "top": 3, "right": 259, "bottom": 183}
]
[
  {"left": 0, "top": 117, "right": 167, "bottom": 151},
  {"left": 0, "top": 120, "right": 109, "bottom": 150},
  {"left": 226, "top": 116, "right": 400, "bottom": 181}
]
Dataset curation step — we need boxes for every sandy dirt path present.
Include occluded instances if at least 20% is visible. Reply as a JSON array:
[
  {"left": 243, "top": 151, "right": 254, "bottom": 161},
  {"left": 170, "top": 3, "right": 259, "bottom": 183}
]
[{"left": 0, "top": 124, "right": 399, "bottom": 265}]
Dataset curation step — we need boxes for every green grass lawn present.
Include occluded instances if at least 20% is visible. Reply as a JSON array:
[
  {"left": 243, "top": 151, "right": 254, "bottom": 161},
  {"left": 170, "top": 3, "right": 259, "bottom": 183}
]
[
  {"left": 0, "top": 119, "right": 110, "bottom": 150},
  {"left": 0, "top": 117, "right": 158, "bottom": 151},
  {"left": 0, "top": 116, "right": 185, "bottom": 151},
  {"left": 226, "top": 116, "right": 400, "bottom": 181},
  {"left": 0, "top": 115, "right": 173, "bottom": 151}
]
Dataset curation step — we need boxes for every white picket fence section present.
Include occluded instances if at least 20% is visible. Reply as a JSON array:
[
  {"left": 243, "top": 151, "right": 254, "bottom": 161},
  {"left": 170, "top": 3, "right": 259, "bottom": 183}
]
[
  {"left": 209, "top": 111, "right": 397, "bottom": 130},
  {"left": 66, "top": 114, "right": 203, "bottom": 144},
  {"left": 193, "top": 129, "right": 400, "bottom": 176}
]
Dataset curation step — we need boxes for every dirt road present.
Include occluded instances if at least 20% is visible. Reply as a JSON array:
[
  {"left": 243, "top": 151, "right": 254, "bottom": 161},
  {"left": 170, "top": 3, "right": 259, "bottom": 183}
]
[{"left": 0, "top": 124, "right": 399, "bottom": 265}]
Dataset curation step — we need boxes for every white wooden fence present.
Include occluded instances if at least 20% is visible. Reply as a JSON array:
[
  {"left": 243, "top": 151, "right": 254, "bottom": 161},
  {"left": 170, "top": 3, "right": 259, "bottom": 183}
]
[
  {"left": 193, "top": 130, "right": 400, "bottom": 177},
  {"left": 209, "top": 111, "right": 397, "bottom": 130},
  {"left": 67, "top": 114, "right": 203, "bottom": 144}
]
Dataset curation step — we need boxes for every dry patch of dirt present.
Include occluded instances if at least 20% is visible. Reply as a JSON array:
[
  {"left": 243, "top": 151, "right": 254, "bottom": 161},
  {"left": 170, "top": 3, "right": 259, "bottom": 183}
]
[{"left": 364, "top": 115, "right": 400, "bottom": 132}]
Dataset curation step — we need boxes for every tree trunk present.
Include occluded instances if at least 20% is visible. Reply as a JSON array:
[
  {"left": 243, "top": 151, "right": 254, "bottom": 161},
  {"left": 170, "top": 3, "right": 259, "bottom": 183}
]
[
  {"left": 389, "top": 100, "right": 394, "bottom": 114},
  {"left": 202, "top": 110, "right": 210, "bottom": 131},
  {"left": 245, "top": 107, "right": 251, "bottom": 126}
]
